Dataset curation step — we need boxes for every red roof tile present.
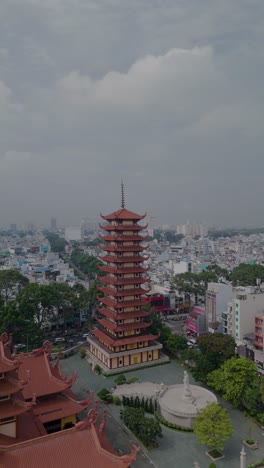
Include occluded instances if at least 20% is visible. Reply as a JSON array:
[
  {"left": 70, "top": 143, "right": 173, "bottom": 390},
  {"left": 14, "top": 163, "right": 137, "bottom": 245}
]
[
  {"left": 101, "top": 208, "right": 145, "bottom": 220},
  {"left": 93, "top": 329, "right": 157, "bottom": 347},
  {"left": 33, "top": 392, "right": 93, "bottom": 424},
  {"left": 18, "top": 346, "right": 75, "bottom": 399},
  {"left": 0, "top": 375, "right": 24, "bottom": 396},
  {"left": 0, "top": 334, "right": 21, "bottom": 373},
  {"left": 0, "top": 414, "right": 139, "bottom": 468}
]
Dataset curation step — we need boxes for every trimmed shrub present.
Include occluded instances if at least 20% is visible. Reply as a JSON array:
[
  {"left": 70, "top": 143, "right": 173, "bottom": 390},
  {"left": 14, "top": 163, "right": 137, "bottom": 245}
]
[
  {"left": 113, "top": 396, "right": 121, "bottom": 405},
  {"left": 97, "top": 388, "right": 112, "bottom": 402},
  {"left": 79, "top": 348, "right": 86, "bottom": 359},
  {"left": 114, "top": 374, "right": 126, "bottom": 385},
  {"left": 208, "top": 463, "right": 216, "bottom": 468},
  {"left": 94, "top": 364, "right": 101, "bottom": 374},
  {"left": 127, "top": 376, "right": 139, "bottom": 384}
]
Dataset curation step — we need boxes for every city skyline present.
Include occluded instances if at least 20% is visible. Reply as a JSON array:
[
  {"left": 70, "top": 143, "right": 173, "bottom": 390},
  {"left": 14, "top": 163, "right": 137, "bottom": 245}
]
[{"left": 0, "top": 1, "right": 263, "bottom": 226}]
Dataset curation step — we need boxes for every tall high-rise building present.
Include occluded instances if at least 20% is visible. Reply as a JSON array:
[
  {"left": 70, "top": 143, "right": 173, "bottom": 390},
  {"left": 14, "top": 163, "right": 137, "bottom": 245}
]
[
  {"left": 87, "top": 197, "right": 162, "bottom": 372},
  {"left": 50, "top": 217, "right": 57, "bottom": 231}
]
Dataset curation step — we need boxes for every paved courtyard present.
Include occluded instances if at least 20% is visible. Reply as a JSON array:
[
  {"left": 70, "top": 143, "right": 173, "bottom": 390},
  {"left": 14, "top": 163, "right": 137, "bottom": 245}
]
[{"left": 61, "top": 354, "right": 264, "bottom": 468}]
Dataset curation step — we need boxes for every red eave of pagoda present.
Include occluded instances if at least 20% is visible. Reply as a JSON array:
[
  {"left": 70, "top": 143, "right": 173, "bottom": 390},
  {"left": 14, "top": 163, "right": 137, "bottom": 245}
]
[
  {"left": 0, "top": 333, "right": 21, "bottom": 373},
  {"left": 0, "top": 375, "right": 24, "bottom": 397},
  {"left": 99, "top": 276, "right": 150, "bottom": 286},
  {"left": 0, "top": 397, "right": 33, "bottom": 419},
  {"left": 100, "top": 224, "right": 148, "bottom": 231},
  {"left": 99, "top": 296, "right": 147, "bottom": 309},
  {"left": 97, "top": 307, "right": 151, "bottom": 320},
  {"left": 99, "top": 234, "right": 148, "bottom": 242},
  {"left": 99, "top": 254, "right": 149, "bottom": 264},
  {"left": 99, "top": 265, "right": 149, "bottom": 274},
  {"left": 100, "top": 245, "right": 146, "bottom": 253},
  {"left": 100, "top": 208, "right": 146, "bottom": 221},
  {"left": 98, "top": 286, "right": 150, "bottom": 297},
  {"left": 33, "top": 392, "right": 93, "bottom": 424},
  {"left": 0, "top": 409, "right": 139, "bottom": 468},
  {"left": 19, "top": 342, "right": 76, "bottom": 399},
  {"left": 93, "top": 328, "right": 158, "bottom": 347},
  {"left": 96, "top": 318, "right": 152, "bottom": 332}
]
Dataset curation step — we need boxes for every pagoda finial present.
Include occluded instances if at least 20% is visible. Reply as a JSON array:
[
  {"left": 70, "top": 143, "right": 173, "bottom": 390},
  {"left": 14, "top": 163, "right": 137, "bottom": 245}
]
[{"left": 121, "top": 179, "right": 125, "bottom": 208}]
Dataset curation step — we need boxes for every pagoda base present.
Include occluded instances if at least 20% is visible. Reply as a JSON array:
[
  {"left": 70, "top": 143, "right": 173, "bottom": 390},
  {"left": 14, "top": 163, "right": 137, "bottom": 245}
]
[
  {"left": 87, "top": 336, "right": 167, "bottom": 375},
  {"left": 86, "top": 349, "right": 170, "bottom": 375}
]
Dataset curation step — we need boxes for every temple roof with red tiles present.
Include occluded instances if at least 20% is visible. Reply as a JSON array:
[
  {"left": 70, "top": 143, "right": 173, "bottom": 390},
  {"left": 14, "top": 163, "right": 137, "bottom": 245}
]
[
  {"left": 0, "top": 396, "right": 34, "bottom": 419},
  {"left": 99, "top": 264, "right": 149, "bottom": 275},
  {"left": 100, "top": 223, "right": 148, "bottom": 231},
  {"left": 18, "top": 342, "right": 76, "bottom": 400},
  {"left": 33, "top": 391, "right": 94, "bottom": 424},
  {"left": 0, "top": 333, "right": 22, "bottom": 373},
  {"left": 96, "top": 307, "right": 151, "bottom": 321},
  {"left": 99, "top": 276, "right": 150, "bottom": 286},
  {"left": 99, "top": 254, "right": 149, "bottom": 263},
  {"left": 0, "top": 407, "right": 139, "bottom": 468},
  {"left": 92, "top": 328, "right": 158, "bottom": 347},
  {"left": 96, "top": 318, "right": 152, "bottom": 333},
  {"left": 100, "top": 244, "right": 146, "bottom": 253},
  {"left": 98, "top": 286, "right": 150, "bottom": 297},
  {"left": 99, "top": 234, "right": 148, "bottom": 242},
  {"left": 0, "top": 375, "right": 24, "bottom": 397},
  {"left": 99, "top": 296, "right": 147, "bottom": 309},
  {"left": 100, "top": 208, "right": 146, "bottom": 221}
]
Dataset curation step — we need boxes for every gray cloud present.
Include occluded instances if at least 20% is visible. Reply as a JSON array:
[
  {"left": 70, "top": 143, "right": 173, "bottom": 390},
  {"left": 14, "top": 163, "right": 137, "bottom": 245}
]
[{"left": 0, "top": 0, "right": 263, "bottom": 227}]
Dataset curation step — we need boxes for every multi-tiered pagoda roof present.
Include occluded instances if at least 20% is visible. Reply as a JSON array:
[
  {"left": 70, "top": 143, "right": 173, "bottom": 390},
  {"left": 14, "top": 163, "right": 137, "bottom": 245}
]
[{"left": 87, "top": 200, "right": 162, "bottom": 371}]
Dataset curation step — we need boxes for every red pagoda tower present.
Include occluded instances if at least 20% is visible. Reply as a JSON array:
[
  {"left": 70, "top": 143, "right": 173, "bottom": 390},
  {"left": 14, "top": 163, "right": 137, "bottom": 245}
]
[{"left": 87, "top": 186, "right": 162, "bottom": 372}]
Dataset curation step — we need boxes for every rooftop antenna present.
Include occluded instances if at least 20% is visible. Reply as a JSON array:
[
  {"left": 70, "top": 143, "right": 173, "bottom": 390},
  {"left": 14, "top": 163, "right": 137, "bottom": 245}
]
[{"left": 121, "top": 179, "right": 125, "bottom": 208}]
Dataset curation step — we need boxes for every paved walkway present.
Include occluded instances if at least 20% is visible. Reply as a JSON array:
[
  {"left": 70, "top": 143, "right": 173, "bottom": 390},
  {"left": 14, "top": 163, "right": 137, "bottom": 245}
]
[{"left": 61, "top": 354, "right": 264, "bottom": 468}]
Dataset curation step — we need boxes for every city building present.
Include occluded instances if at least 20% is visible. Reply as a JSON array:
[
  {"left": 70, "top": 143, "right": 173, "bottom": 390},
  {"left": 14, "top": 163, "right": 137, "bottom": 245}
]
[
  {"left": 206, "top": 282, "right": 233, "bottom": 332},
  {"left": 255, "top": 314, "right": 264, "bottom": 350},
  {"left": 50, "top": 217, "right": 57, "bottom": 231},
  {"left": 176, "top": 223, "right": 208, "bottom": 237},
  {"left": 185, "top": 306, "right": 207, "bottom": 336},
  {"left": 224, "top": 287, "right": 264, "bottom": 341},
  {"left": 65, "top": 227, "right": 83, "bottom": 242},
  {"left": 87, "top": 200, "right": 162, "bottom": 372}
]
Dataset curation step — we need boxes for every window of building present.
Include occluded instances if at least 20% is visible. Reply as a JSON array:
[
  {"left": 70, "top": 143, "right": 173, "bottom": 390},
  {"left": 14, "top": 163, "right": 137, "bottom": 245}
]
[
  {"left": 119, "top": 360, "right": 123, "bottom": 365},
  {"left": 0, "top": 373, "right": 4, "bottom": 379},
  {"left": 148, "top": 354, "right": 152, "bottom": 359},
  {"left": 0, "top": 395, "right": 9, "bottom": 401},
  {"left": 236, "top": 318, "right": 238, "bottom": 321},
  {"left": 0, "top": 416, "right": 16, "bottom": 425}
]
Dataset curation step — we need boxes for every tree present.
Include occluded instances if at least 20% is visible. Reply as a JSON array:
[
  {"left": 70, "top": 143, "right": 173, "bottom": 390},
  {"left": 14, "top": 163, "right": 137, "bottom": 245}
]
[
  {"left": 194, "top": 402, "right": 233, "bottom": 453},
  {"left": 44, "top": 232, "right": 68, "bottom": 253},
  {"left": 231, "top": 263, "right": 264, "bottom": 287},
  {"left": 120, "top": 406, "right": 162, "bottom": 447},
  {"left": 207, "top": 357, "right": 258, "bottom": 407},
  {"left": 187, "top": 334, "right": 236, "bottom": 383},
  {"left": 0, "top": 270, "right": 29, "bottom": 304},
  {"left": 165, "top": 334, "right": 187, "bottom": 356},
  {"left": 0, "top": 300, "right": 43, "bottom": 349}
]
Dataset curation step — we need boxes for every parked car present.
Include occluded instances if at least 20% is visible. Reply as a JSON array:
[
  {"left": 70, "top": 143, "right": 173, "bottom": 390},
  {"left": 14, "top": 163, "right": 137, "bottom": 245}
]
[{"left": 54, "top": 337, "right": 66, "bottom": 343}]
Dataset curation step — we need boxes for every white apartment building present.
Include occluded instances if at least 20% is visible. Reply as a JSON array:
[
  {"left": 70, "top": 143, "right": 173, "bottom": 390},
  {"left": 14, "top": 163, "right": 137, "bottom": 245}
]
[
  {"left": 176, "top": 223, "right": 208, "bottom": 237},
  {"left": 65, "top": 227, "right": 83, "bottom": 242},
  {"left": 173, "top": 259, "right": 193, "bottom": 275},
  {"left": 206, "top": 282, "right": 233, "bottom": 332},
  {"left": 224, "top": 287, "right": 264, "bottom": 342}
]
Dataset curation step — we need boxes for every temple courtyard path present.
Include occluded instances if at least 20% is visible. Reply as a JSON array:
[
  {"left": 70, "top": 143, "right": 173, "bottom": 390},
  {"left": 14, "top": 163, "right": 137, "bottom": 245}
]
[{"left": 61, "top": 354, "right": 264, "bottom": 468}]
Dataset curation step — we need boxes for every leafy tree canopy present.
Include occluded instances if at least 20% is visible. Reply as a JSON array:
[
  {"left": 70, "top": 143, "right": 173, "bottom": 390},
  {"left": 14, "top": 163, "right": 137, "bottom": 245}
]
[
  {"left": 194, "top": 402, "right": 233, "bottom": 452},
  {"left": 231, "top": 263, "right": 264, "bottom": 287},
  {"left": 208, "top": 357, "right": 258, "bottom": 407},
  {"left": 0, "top": 269, "right": 29, "bottom": 303}
]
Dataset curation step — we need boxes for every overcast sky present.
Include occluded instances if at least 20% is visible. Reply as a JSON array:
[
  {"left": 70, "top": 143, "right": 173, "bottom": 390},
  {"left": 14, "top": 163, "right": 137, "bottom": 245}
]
[{"left": 0, "top": 0, "right": 263, "bottom": 228}]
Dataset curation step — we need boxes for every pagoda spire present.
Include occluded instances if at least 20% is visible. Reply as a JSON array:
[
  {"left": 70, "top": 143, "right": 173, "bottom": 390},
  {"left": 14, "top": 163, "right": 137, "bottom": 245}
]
[{"left": 121, "top": 179, "right": 125, "bottom": 208}]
